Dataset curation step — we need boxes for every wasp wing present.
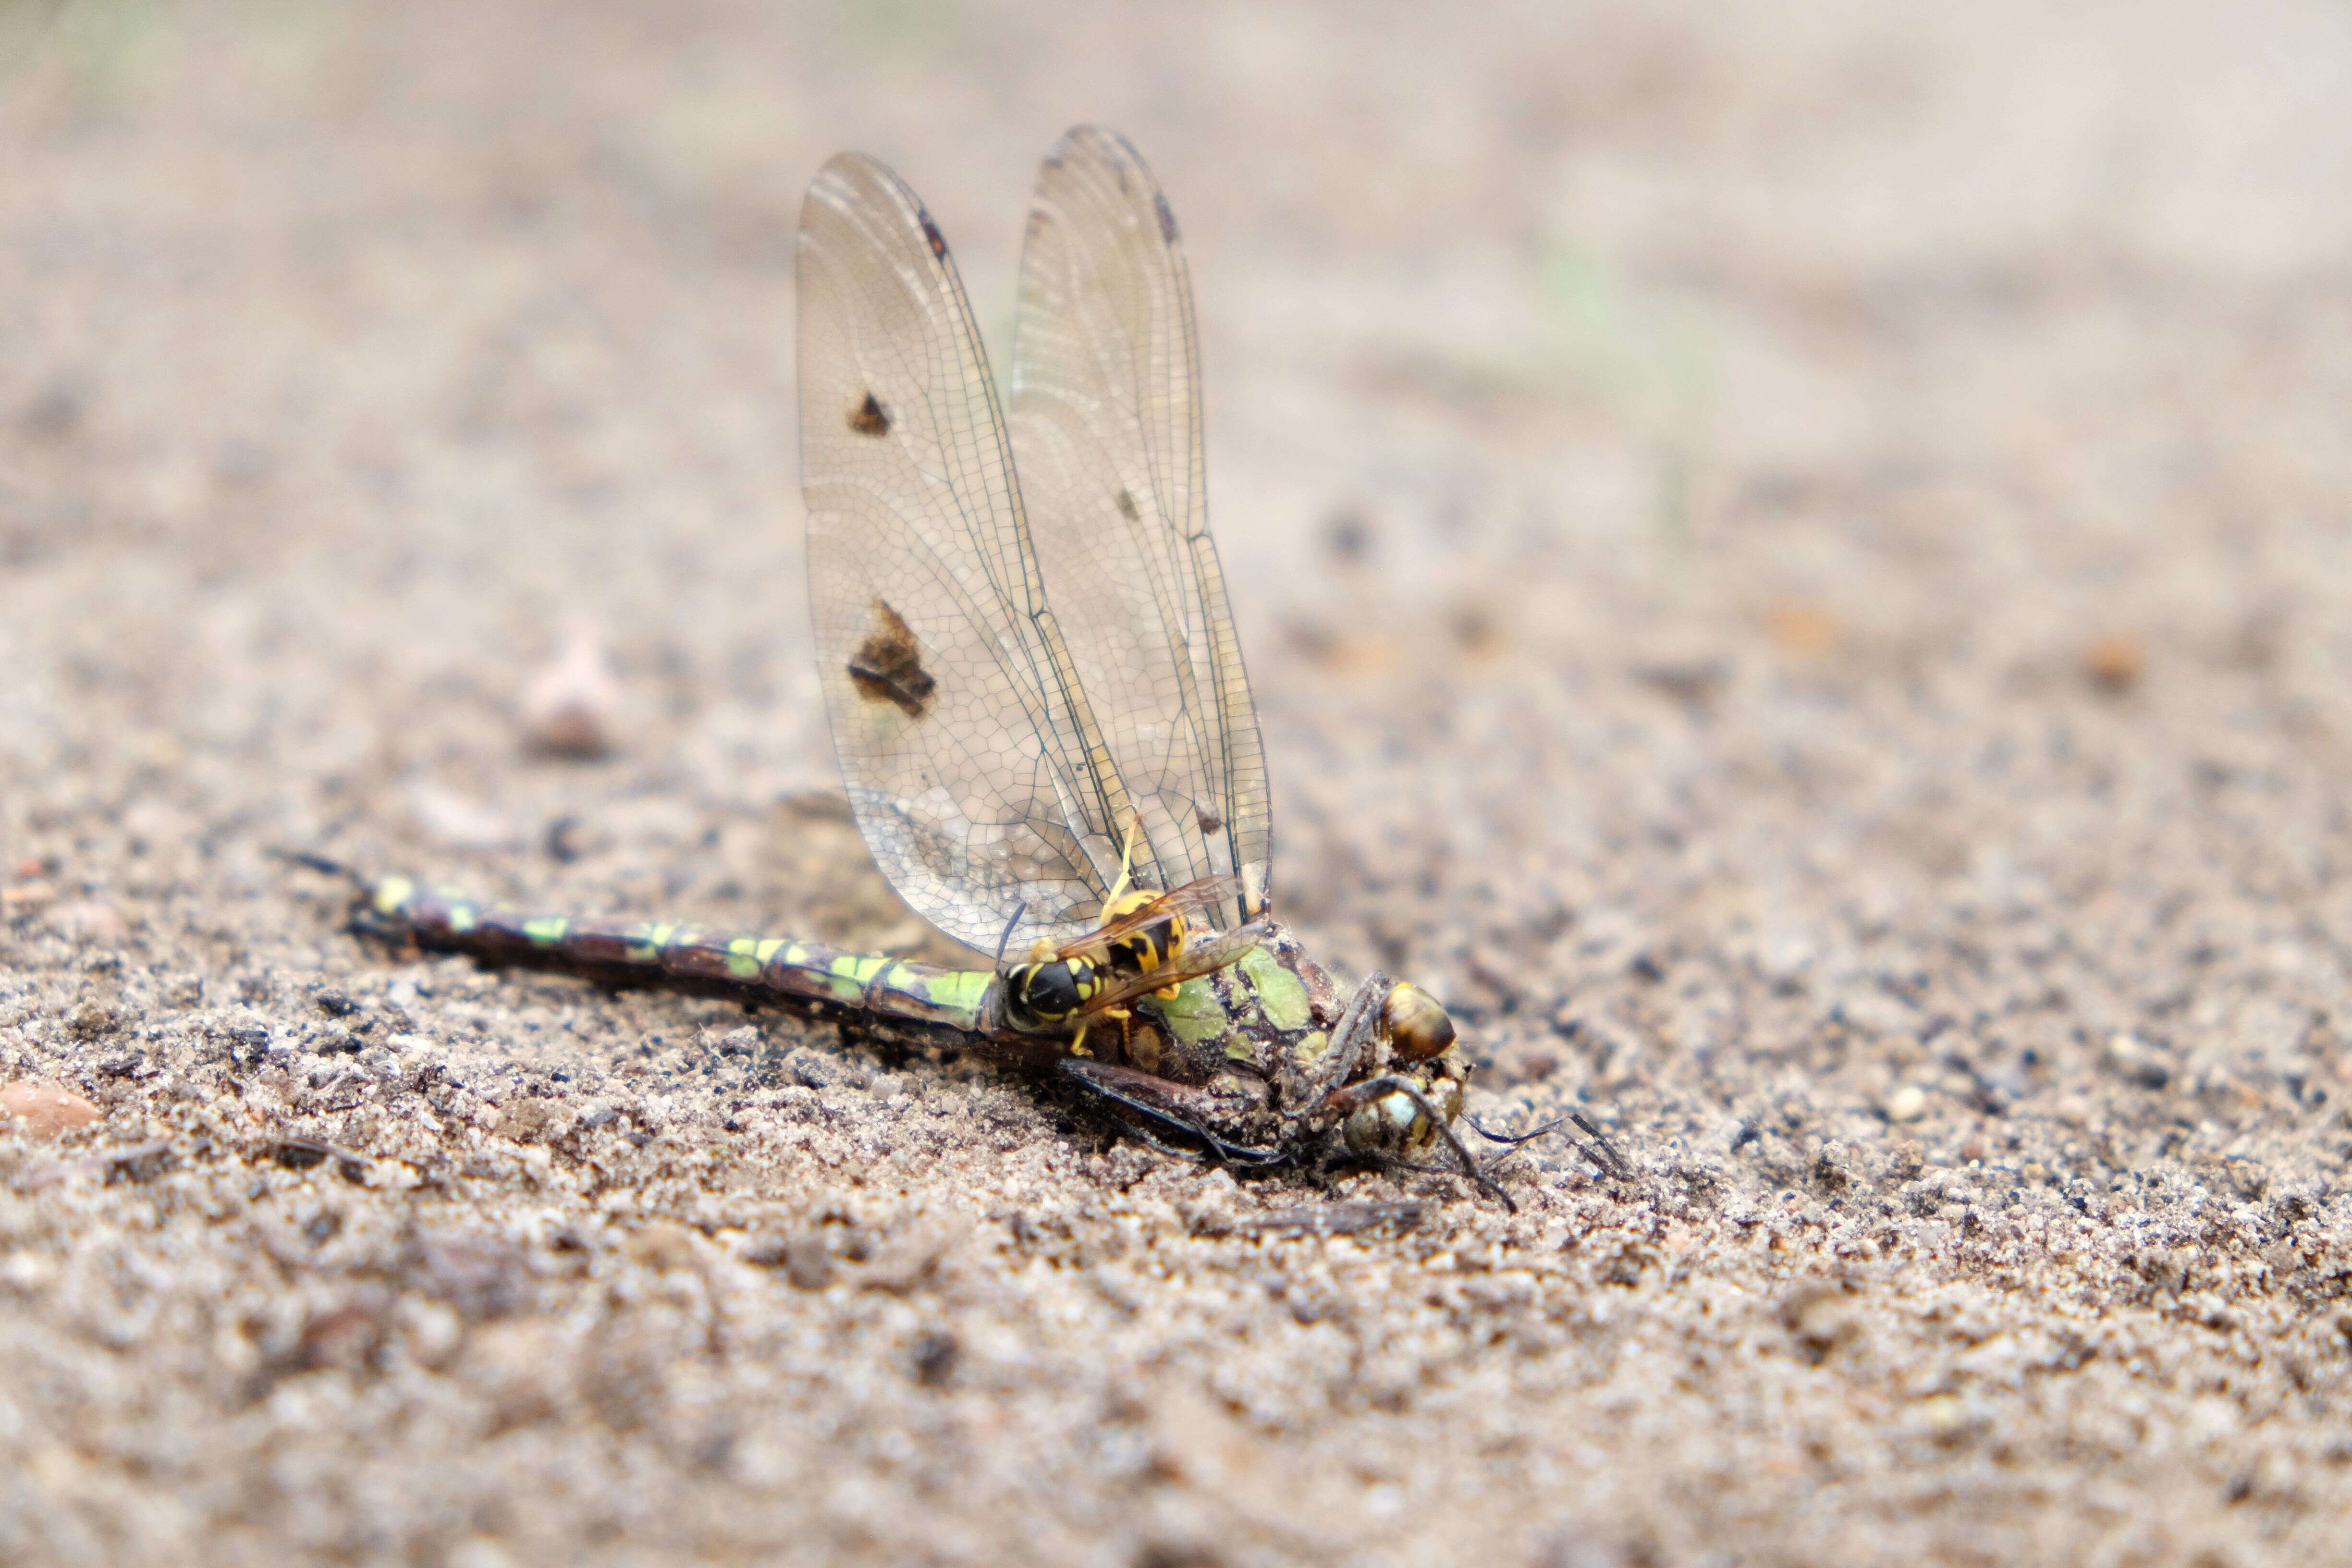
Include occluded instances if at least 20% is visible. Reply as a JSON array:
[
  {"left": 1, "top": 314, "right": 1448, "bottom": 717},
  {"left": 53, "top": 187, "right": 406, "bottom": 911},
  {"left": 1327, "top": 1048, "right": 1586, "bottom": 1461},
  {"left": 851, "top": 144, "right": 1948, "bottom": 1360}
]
[
  {"left": 1075, "top": 921, "right": 1278, "bottom": 1020},
  {"left": 1053, "top": 872, "right": 1247, "bottom": 962}
]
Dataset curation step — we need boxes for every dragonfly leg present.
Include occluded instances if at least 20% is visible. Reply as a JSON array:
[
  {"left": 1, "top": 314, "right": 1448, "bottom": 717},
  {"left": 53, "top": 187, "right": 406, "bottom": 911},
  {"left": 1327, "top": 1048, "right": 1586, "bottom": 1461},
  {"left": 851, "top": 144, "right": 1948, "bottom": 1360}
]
[
  {"left": 1323, "top": 1074, "right": 1514, "bottom": 1211},
  {"left": 1116, "top": 1120, "right": 1226, "bottom": 1165},
  {"left": 1291, "top": 972, "right": 1392, "bottom": 1112},
  {"left": 1056, "top": 1057, "right": 1284, "bottom": 1166},
  {"left": 1466, "top": 1109, "right": 1632, "bottom": 1183}
]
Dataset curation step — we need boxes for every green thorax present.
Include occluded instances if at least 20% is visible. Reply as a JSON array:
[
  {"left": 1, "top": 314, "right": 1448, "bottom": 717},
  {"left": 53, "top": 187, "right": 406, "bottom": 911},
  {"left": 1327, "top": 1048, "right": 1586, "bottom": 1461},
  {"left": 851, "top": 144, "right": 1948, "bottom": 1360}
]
[{"left": 1123, "top": 924, "right": 1342, "bottom": 1094}]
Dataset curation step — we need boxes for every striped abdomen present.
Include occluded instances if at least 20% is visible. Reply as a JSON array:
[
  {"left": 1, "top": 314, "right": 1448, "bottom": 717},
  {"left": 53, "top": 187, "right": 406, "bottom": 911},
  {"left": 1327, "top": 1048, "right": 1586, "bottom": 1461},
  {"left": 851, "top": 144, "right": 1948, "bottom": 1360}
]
[{"left": 357, "top": 875, "right": 999, "bottom": 1034}]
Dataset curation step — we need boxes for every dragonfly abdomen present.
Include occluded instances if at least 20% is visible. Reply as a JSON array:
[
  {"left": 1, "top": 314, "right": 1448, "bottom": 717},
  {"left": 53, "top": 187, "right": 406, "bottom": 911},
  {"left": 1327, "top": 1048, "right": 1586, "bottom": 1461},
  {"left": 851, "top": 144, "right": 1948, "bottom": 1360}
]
[{"left": 351, "top": 875, "right": 996, "bottom": 1033}]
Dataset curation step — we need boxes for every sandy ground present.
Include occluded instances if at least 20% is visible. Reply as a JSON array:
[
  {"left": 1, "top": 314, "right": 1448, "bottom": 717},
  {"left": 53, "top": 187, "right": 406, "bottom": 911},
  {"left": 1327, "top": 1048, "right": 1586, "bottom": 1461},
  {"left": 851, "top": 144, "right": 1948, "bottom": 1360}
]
[{"left": 4, "top": 1, "right": 2352, "bottom": 1563}]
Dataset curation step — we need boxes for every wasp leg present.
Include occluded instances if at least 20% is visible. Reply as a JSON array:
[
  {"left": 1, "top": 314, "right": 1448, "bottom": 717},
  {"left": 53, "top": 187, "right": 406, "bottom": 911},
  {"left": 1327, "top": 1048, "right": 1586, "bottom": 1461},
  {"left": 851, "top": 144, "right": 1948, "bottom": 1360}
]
[
  {"left": 1069, "top": 1004, "right": 1136, "bottom": 1061},
  {"left": 1323, "top": 1074, "right": 1514, "bottom": 1210},
  {"left": 1056, "top": 1057, "right": 1284, "bottom": 1166}
]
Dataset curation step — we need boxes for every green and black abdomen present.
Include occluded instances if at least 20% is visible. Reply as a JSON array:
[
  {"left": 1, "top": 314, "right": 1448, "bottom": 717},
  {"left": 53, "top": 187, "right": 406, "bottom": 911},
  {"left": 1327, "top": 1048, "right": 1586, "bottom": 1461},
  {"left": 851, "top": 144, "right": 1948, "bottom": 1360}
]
[{"left": 351, "top": 875, "right": 997, "bottom": 1034}]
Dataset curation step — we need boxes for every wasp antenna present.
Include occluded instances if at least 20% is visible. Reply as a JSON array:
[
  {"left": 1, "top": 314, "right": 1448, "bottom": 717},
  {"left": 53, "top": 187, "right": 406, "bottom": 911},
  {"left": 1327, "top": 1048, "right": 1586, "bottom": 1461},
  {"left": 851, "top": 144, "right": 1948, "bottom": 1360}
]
[{"left": 991, "top": 901, "right": 1027, "bottom": 971}]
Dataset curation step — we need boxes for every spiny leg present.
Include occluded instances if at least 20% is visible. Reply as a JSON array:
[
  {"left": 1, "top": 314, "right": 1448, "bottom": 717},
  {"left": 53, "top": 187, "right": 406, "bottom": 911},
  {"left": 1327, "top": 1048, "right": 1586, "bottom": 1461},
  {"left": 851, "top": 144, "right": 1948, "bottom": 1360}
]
[
  {"left": 1290, "top": 972, "right": 1391, "bottom": 1114},
  {"left": 1467, "top": 1108, "right": 1632, "bottom": 1183},
  {"left": 1056, "top": 1057, "right": 1284, "bottom": 1166},
  {"left": 1112, "top": 1118, "right": 1234, "bottom": 1166}
]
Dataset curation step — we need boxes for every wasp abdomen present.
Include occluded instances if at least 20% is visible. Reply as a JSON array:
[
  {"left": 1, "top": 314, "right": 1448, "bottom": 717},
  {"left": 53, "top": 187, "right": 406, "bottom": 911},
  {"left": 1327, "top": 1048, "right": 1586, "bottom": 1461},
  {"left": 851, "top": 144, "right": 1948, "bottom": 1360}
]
[{"left": 1099, "top": 888, "right": 1184, "bottom": 980}]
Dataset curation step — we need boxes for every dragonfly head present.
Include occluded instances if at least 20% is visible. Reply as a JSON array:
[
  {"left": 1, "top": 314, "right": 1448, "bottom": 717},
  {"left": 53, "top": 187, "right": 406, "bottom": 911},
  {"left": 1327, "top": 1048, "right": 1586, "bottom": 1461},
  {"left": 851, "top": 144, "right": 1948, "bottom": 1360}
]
[
  {"left": 1340, "top": 1054, "right": 1468, "bottom": 1159},
  {"left": 1335, "top": 982, "right": 1466, "bottom": 1157},
  {"left": 1382, "top": 981, "right": 1457, "bottom": 1061}
]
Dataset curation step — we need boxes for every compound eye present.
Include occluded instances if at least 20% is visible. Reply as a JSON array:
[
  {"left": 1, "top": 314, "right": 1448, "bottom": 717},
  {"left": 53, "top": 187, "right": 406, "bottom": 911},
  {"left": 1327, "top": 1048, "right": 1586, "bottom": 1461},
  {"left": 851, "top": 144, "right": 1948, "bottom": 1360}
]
[
  {"left": 1383, "top": 982, "right": 1456, "bottom": 1061},
  {"left": 1343, "top": 1090, "right": 1427, "bottom": 1157}
]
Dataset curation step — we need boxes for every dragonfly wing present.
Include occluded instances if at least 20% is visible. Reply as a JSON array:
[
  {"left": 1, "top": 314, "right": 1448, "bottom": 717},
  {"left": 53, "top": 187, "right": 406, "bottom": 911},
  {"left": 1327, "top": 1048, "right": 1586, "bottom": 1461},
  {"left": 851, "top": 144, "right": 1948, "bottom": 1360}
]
[
  {"left": 799, "top": 152, "right": 1143, "bottom": 954},
  {"left": 1009, "top": 127, "right": 1273, "bottom": 931}
]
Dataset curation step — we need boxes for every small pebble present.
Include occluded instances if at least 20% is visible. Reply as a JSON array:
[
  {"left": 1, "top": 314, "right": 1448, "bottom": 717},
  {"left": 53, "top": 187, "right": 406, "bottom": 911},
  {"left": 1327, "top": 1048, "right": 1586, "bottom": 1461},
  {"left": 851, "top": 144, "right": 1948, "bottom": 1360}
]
[
  {"left": 2082, "top": 632, "right": 2144, "bottom": 692},
  {"left": 520, "top": 616, "right": 621, "bottom": 758},
  {"left": 1764, "top": 600, "right": 1842, "bottom": 656},
  {"left": 0, "top": 1080, "right": 101, "bottom": 1137},
  {"left": 64, "top": 1001, "right": 122, "bottom": 1039},
  {"left": 53, "top": 899, "right": 129, "bottom": 945},
  {"left": 1886, "top": 1085, "right": 1928, "bottom": 1122}
]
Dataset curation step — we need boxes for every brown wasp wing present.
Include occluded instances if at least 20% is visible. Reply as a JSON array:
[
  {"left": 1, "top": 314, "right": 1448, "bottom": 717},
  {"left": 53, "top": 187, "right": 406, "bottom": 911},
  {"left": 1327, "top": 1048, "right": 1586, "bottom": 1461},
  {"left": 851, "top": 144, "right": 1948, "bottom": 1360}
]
[
  {"left": 1071, "top": 921, "right": 1277, "bottom": 1021},
  {"left": 1050, "top": 872, "right": 1247, "bottom": 962}
]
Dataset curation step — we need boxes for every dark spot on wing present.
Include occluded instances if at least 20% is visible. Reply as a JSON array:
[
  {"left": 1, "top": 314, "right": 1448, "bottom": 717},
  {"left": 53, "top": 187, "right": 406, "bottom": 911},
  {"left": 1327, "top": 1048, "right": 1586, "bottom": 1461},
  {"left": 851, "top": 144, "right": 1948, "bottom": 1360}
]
[
  {"left": 1115, "top": 489, "right": 1139, "bottom": 521},
  {"left": 919, "top": 212, "right": 949, "bottom": 260},
  {"left": 1154, "top": 191, "right": 1178, "bottom": 245},
  {"left": 1196, "top": 808, "right": 1223, "bottom": 835},
  {"left": 847, "top": 600, "right": 936, "bottom": 720},
  {"left": 848, "top": 392, "right": 891, "bottom": 437}
]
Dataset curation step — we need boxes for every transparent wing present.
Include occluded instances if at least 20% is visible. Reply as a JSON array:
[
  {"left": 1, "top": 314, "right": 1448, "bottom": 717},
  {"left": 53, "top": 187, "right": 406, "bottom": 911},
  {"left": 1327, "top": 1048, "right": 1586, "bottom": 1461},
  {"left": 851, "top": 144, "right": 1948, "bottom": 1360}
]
[
  {"left": 1009, "top": 126, "right": 1272, "bottom": 931},
  {"left": 799, "top": 151, "right": 1145, "bottom": 954}
]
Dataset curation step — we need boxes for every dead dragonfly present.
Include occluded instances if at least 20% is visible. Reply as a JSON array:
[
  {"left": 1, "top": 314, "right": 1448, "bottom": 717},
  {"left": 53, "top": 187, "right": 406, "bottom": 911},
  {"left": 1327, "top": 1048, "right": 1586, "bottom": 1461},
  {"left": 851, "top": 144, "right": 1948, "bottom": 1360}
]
[{"left": 297, "top": 127, "right": 1627, "bottom": 1207}]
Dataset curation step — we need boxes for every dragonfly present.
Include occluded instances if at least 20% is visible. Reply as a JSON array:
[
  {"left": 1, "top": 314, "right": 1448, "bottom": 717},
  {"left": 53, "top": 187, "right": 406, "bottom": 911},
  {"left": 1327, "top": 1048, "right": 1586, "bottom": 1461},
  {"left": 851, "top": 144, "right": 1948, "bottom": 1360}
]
[{"left": 297, "top": 127, "right": 1625, "bottom": 1206}]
